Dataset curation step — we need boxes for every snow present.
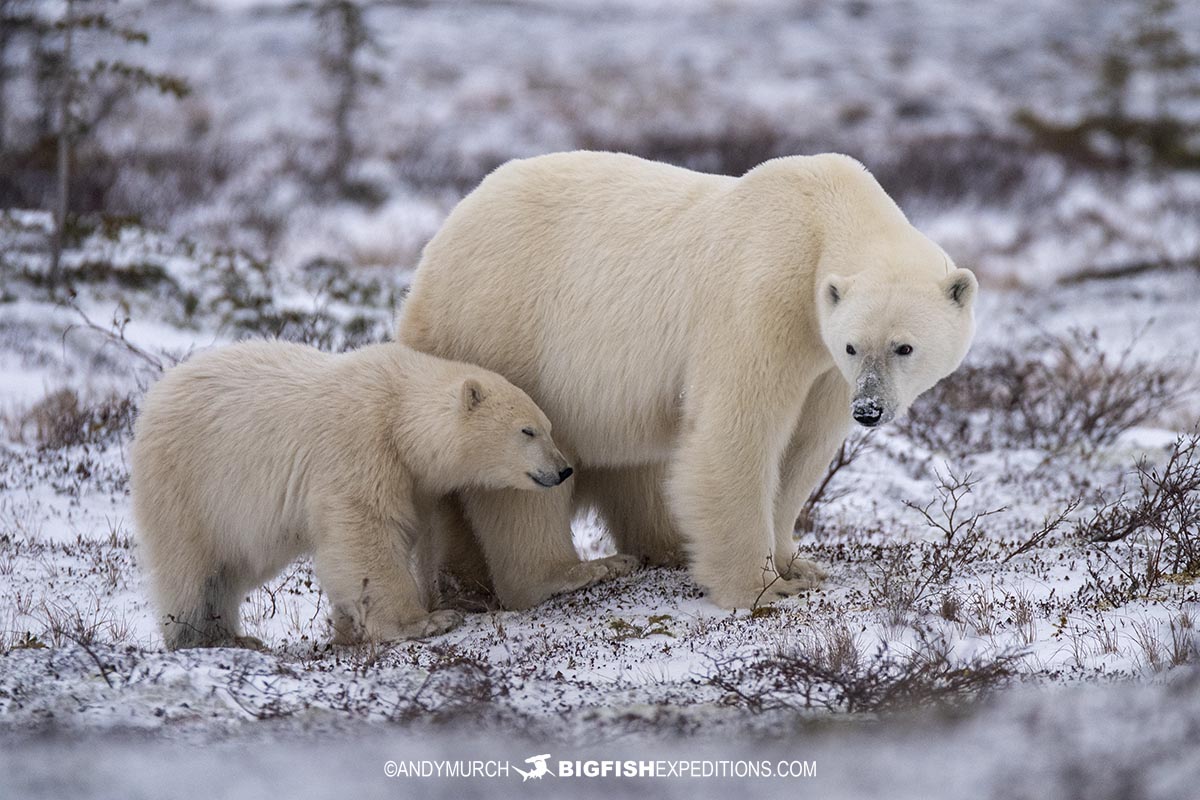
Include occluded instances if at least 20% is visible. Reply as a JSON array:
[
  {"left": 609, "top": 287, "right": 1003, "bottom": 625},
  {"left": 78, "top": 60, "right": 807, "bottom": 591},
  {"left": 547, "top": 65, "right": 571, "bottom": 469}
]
[
  {"left": 1, "top": 223, "right": 1197, "bottom": 792},
  {"left": 3, "top": 667, "right": 1199, "bottom": 798},
  {"left": 2, "top": 0, "right": 1200, "bottom": 795}
]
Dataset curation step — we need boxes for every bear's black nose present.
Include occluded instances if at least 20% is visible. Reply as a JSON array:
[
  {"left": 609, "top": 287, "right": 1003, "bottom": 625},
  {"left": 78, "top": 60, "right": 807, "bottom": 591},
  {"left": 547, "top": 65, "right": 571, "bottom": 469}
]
[
  {"left": 558, "top": 467, "right": 574, "bottom": 483},
  {"left": 854, "top": 409, "right": 882, "bottom": 427},
  {"left": 852, "top": 399, "right": 884, "bottom": 427}
]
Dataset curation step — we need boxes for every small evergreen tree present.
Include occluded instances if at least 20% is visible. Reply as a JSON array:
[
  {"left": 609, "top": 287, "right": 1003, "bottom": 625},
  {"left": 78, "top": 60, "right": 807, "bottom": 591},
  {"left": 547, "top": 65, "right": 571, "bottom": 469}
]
[
  {"left": 314, "top": 0, "right": 382, "bottom": 200},
  {"left": 43, "top": 0, "right": 190, "bottom": 293}
]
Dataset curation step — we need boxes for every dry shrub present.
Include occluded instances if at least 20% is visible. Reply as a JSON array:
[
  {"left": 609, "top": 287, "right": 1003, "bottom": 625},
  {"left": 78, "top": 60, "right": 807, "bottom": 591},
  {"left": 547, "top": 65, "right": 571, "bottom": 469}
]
[
  {"left": 222, "top": 643, "right": 510, "bottom": 724},
  {"left": 587, "top": 122, "right": 787, "bottom": 180},
  {"left": 249, "top": 308, "right": 385, "bottom": 353},
  {"left": 14, "top": 388, "right": 136, "bottom": 449},
  {"left": 866, "top": 470, "right": 1074, "bottom": 624},
  {"left": 1130, "top": 612, "right": 1197, "bottom": 674},
  {"left": 867, "top": 469, "right": 1005, "bottom": 622},
  {"left": 708, "top": 632, "right": 1021, "bottom": 714},
  {"left": 899, "top": 328, "right": 1191, "bottom": 457},
  {"left": 37, "top": 595, "right": 134, "bottom": 649},
  {"left": 872, "top": 133, "right": 1037, "bottom": 205},
  {"left": 1076, "top": 432, "right": 1200, "bottom": 607},
  {"left": 582, "top": 129, "right": 1035, "bottom": 208}
]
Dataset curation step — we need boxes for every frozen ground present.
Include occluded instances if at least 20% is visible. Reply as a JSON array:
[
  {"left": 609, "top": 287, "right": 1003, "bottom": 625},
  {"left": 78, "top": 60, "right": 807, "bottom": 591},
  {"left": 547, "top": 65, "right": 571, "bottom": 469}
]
[
  {"left": 2, "top": 0, "right": 1200, "bottom": 796},
  {"left": 1, "top": 210, "right": 1198, "bottom": 796}
]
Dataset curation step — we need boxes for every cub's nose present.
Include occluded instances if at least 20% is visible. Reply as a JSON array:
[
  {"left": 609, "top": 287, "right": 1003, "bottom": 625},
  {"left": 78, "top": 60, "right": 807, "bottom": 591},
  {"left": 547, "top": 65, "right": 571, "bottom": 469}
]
[
  {"left": 852, "top": 399, "right": 883, "bottom": 427},
  {"left": 530, "top": 466, "right": 575, "bottom": 488}
]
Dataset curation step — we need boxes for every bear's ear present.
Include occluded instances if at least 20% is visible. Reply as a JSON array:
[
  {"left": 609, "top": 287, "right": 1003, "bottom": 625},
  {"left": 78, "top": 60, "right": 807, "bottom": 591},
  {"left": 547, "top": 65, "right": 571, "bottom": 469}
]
[
  {"left": 940, "top": 268, "right": 977, "bottom": 309},
  {"left": 823, "top": 275, "right": 849, "bottom": 306},
  {"left": 460, "top": 378, "right": 486, "bottom": 413}
]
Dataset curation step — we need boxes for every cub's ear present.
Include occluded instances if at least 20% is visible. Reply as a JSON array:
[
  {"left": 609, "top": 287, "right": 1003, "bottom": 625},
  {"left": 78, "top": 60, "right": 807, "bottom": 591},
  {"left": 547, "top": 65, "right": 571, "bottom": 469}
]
[
  {"left": 823, "top": 274, "right": 851, "bottom": 306},
  {"left": 460, "top": 378, "right": 486, "bottom": 413},
  {"left": 941, "top": 268, "right": 977, "bottom": 309}
]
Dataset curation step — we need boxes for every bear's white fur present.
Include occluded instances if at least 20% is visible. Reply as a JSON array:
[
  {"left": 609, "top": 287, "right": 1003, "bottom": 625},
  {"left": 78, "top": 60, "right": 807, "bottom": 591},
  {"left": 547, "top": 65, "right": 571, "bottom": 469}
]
[
  {"left": 131, "top": 340, "right": 580, "bottom": 649},
  {"left": 399, "top": 151, "right": 977, "bottom": 609}
]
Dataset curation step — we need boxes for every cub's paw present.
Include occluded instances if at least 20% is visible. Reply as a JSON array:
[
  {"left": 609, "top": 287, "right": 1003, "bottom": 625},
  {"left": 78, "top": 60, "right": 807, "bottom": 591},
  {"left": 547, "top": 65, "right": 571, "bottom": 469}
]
[
  {"left": 774, "top": 555, "right": 828, "bottom": 586},
  {"left": 709, "top": 576, "right": 823, "bottom": 610},
  {"left": 387, "top": 609, "right": 465, "bottom": 641},
  {"left": 510, "top": 555, "right": 644, "bottom": 608},
  {"left": 414, "top": 609, "right": 465, "bottom": 638},
  {"left": 232, "top": 635, "right": 268, "bottom": 651}
]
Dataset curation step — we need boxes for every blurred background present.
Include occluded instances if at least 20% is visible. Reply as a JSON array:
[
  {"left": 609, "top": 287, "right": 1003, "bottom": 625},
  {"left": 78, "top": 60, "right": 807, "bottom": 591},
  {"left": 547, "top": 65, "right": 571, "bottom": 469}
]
[{"left": 1, "top": 0, "right": 1197, "bottom": 288}]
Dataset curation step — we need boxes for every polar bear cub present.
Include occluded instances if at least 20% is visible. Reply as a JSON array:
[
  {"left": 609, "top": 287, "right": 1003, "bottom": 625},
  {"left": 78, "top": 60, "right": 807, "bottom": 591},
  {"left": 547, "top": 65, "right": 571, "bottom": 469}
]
[{"left": 131, "top": 340, "right": 574, "bottom": 650}]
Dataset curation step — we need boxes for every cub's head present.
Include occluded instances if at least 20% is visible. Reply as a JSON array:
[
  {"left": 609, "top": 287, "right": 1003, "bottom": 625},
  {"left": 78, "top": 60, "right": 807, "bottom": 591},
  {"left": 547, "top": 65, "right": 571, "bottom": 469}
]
[
  {"left": 454, "top": 375, "right": 573, "bottom": 490},
  {"left": 818, "top": 265, "right": 977, "bottom": 428}
]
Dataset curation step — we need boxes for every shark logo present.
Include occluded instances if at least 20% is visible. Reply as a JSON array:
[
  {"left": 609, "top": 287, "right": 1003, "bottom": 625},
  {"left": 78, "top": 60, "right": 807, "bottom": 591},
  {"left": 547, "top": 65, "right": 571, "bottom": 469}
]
[{"left": 514, "top": 754, "right": 552, "bottom": 782}]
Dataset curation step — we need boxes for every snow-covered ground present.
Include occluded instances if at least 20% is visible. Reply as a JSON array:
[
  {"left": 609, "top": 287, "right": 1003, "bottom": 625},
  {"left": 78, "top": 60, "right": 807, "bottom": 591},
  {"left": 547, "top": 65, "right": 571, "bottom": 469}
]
[
  {"left": 4, "top": 675, "right": 1200, "bottom": 799},
  {"left": 2, "top": 0, "right": 1199, "bottom": 796},
  {"left": 1, "top": 209, "right": 1198, "bottom": 796}
]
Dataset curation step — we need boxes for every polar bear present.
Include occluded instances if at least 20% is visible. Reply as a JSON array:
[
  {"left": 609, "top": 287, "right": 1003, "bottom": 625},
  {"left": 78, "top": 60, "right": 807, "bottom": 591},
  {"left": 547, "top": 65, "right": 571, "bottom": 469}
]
[
  {"left": 399, "top": 151, "right": 977, "bottom": 609},
  {"left": 131, "top": 340, "right": 594, "bottom": 650}
]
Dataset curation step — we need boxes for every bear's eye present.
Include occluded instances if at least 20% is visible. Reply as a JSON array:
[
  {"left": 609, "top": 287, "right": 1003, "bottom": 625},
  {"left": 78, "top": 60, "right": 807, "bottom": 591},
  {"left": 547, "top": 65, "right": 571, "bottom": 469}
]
[
  {"left": 895, "top": 344, "right": 913, "bottom": 356},
  {"left": 845, "top": 344, "right": 856, "bottom": 356},
  {"left": 521, "top": 427, "right": 537, "bottom": 438}
]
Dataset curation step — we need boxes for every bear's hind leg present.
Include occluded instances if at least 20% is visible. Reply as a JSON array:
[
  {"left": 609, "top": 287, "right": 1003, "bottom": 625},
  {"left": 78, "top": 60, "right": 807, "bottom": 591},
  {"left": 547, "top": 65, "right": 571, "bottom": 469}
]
[{"left": 576, "top": 465, "right": 686, "bottom": 567}]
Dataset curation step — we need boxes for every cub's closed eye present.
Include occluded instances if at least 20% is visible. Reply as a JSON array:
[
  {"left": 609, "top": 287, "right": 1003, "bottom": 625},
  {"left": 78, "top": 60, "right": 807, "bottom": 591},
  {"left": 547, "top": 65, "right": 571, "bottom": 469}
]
[
  {"left": 845, "top": 344, "right": 856, "bottom": 356},
  {"left": 521, "top": 427, "right": 537, "bottom": 437},
  {"left": 896, "top": 344, "right": 913, "bottom": 356}
]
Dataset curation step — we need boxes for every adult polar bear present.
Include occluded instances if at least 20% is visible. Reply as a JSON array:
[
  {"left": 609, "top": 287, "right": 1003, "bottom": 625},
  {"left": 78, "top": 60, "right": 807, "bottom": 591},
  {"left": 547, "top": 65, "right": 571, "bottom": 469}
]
[{"left": 399, "top": 151, "right": 977, "bottom": 609}]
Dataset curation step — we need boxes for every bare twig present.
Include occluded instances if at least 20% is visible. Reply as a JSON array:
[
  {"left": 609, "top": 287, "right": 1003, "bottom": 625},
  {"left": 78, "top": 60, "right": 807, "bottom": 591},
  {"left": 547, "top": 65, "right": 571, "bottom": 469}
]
[
  {"left": 58, "top": 630, "right": 114, "bottom": 688},
  {"left": 63, "top": 301, "right": 171, "bottom": 371},
  {"left": 1075, "top": 431, "right": 1200, "bottom": 606},
  {"left": 1003, "top": 497, "right": 1082, "bottom": 563},
  {"left": 797, "top": 430, "right": 874, "bottom": 532}
]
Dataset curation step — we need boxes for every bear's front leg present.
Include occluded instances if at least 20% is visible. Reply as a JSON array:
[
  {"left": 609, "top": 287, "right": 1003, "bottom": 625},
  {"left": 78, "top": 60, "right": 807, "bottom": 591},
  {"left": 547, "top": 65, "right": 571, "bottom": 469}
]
[
  {"left": 772, "top": 368, "right": 850, "bottom": 582},
  {"left": 423, "top": 494, "right": 498, "bottom": 611},
  {"left": 312, "top": 506, "right": 463, "bottom": 644},
  {"left": 771, "top": 443, "right": 832, "bottom": 586},
  {"left": 666, "top": 399, "right": 819, "bottom": 609}
]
